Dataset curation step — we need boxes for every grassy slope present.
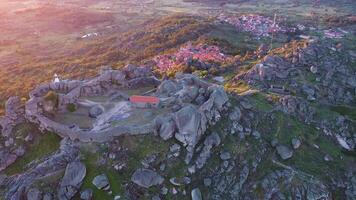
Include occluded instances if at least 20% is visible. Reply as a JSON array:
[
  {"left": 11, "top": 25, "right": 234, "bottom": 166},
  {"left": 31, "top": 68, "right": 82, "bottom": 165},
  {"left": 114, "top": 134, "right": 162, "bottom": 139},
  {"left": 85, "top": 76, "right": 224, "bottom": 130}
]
[
  {"left": 0, "top": 14, "right": 212, "bottom": 114},
  {"left": 3, "top": 123, "right": 61, "bottom": 175},
  {"left": 79, "top": 135, "right": 171, "bottom": 200}
]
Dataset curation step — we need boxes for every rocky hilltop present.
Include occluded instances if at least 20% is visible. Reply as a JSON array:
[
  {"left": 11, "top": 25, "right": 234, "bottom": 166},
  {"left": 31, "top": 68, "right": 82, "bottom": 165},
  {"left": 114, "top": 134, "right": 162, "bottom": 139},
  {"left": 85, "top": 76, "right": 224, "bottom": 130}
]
[{"left": 0, "top": 7, "right": 355, "bottom": 200}]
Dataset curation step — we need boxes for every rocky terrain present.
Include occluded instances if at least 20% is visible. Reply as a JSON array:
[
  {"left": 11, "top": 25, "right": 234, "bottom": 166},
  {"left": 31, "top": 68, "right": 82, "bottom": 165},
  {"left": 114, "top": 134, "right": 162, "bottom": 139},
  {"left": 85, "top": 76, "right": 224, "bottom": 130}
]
[{"left": 0, "top": 0, "right": 355, "bottom": 200}]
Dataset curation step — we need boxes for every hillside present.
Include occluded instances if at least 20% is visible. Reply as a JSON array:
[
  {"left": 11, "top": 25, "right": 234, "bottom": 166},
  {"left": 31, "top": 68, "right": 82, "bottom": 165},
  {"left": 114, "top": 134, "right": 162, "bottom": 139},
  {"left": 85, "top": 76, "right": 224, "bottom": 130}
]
[{"left": 0, "top": 1, "right": 355, "bottom": 200}]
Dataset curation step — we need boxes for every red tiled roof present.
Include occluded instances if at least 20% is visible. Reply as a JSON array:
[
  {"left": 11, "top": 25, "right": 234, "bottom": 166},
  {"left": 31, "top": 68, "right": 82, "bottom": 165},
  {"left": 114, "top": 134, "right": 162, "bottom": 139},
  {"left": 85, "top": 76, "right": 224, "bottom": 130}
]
[{"left": 130, "top": 95, "right": 160, "bottom": 104}]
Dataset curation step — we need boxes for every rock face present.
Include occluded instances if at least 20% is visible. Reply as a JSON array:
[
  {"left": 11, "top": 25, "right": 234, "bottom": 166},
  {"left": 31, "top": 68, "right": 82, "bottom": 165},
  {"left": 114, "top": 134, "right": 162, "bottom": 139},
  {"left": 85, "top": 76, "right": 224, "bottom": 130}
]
[
  {"left": 154, "top": 114, "right": 176, "bottom": 140},
  {"left": 4, "top": 138, "right": 79, "bottom": 199},
  {"left": 194, "top": 132, "right": 221, "bottom": 170},
  {"left": 237, "top": 40, "right": 355, "bottom": 105},
  {"left": 131, "top": 168, "right": 164, "bottom": 188},
  {"left": 0, "top": 96, "right": 25, "bottom": 137},
  {"left": 241, "top": 55, "right": 291, "bottom": 81},
  {"left": 279, "top": 95, "right": 315, "bottom": 122},
  {"left": 345, "top": 170, "right": 356, "bottom": 200},
  {"left": 0, "top": 150, "right": 18, "bottom": 172},
  {"left": 174, "top": 105, "right": 207, "bottom": 148},
  {"left": 58, "top": 161, "right": 86, "bottom": 200},
  {"left": 258, "top": 170, "right": 331, "bottom": 200},
  {"left": 276, "top": 145, "right": 293, "bottom": 160},
  {"left": 155, "top": 74, "right": 228, "bottom": 163}
]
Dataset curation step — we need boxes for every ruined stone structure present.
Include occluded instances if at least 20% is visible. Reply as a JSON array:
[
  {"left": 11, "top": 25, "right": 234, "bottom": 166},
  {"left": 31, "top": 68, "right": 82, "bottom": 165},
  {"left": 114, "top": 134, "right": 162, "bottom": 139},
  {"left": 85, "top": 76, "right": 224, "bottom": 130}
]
[
  {"left": 24, "top": 65, "right": 229, "bottom": 157},
  {"left": 25, "top": 65, "right": 161, "bottom": 142}
]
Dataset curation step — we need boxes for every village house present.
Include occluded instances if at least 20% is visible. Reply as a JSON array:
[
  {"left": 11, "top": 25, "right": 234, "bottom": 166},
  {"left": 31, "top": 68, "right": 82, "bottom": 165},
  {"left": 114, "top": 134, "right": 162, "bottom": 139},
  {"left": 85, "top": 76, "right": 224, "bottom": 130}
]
[{"left": 129, "top": 95, "right": 160, "bottom": 108}]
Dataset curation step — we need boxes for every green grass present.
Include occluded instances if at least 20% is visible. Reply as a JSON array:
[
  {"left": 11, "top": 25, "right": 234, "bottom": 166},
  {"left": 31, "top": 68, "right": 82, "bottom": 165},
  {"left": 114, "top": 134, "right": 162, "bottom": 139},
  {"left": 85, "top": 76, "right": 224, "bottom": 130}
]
[
  {"left": 43, "top": 91, "right": 58, "bottom": 107},
  {"left": 248, "top": 93, "right": 274, "bottom": 112},
  {"left": 66, "top": 103, "right": 77, "bottom": 112},
  {"left": 80, "top": 135, "right": 170, "bottom": 200},
  {"left": 284, "top": 142, "right": 351, "bottom": 182},
  {"left": 313, "top": 103, "right": 340, "bottom": 121},
  {"left": 258, "top": 111, "right": 319, "bottom": 145},
  {"left": 257, "top": 110, "right": 353, "bottom": 182},
  {"left": 80, "top": 151, "right": 126, "bottom": 200},
  {"left": 4, "top": 132, "right": 61, "bottom": 175},
  {"left": 222, "top": 134, "right": 247, "bottom": 156},
  {"left": 224, "top": 80, "right": 251, "bottom": 94},
  {"left": 330, "top": 105, "right": 356, "bottom": 121},
  {"left": 252, "top": 151, "right": 283, "bottom": 181}
]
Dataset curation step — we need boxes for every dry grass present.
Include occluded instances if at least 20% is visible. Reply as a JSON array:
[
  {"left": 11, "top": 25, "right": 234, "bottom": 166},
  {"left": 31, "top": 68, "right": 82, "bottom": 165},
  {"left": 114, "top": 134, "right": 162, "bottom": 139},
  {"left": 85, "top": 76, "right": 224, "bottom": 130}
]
[{"left": 0, "top": 14, "right": 212, "bottom": 114}]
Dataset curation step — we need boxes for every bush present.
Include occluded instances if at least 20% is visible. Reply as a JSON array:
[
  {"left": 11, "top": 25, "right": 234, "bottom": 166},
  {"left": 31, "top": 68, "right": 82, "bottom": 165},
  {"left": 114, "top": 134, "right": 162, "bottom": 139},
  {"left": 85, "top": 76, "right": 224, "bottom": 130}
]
[
  {"left": 208, "top": 67, "right": 219, "bottom": 75},
  {"left": 66, "top": 103, "right": 76, "bottom": 112},
  {"left": 44, "top": 91, "right": 58, "bottom": 104}
]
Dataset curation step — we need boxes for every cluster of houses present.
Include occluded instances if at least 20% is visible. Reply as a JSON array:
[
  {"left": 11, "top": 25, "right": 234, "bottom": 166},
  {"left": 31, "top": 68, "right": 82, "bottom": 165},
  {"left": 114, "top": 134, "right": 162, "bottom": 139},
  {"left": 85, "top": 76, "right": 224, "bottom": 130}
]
[
  {"left": 153, "top": 43, "right": 229, "bottom": 72},
  {"left": 218, "top": 14, "right": 290, "bottom": 37}
]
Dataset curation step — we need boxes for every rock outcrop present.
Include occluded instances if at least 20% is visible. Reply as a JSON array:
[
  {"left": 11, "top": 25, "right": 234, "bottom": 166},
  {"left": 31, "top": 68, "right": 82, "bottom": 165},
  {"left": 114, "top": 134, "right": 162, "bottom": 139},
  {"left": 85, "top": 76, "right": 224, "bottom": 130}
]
[
  {"left": 3, "top": 138, "right": 79, "bottom": 199},
  {"left": 58, "top": 161, "right": 86, "bottom": 200},
  {"left": 25, "top": 66, "right": 228, "bottom": 149},
  {"left": 236, "top": 41, "right": 355, "bottom": 105},
  {"left": 92, "top": 174, "right": 110, "bottom": 190},
  {"left": 0, "top": 96, "right": 25, "bottom": 137},
  {"left": 131, "top": 168, "right": 164, "bottom": 188}
]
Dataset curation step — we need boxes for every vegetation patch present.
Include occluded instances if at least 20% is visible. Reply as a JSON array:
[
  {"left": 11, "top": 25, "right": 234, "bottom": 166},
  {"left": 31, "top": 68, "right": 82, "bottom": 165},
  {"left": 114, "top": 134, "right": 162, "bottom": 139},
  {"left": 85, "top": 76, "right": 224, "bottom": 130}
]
[
  {"left": 330, "top": 105, "right": 356, "bottom": 121},
  {"left": 66, "top": 103, "right": 76, "bottom": 112},
  {"left": 44, "top": 91, "right": 59, "bottom": 108},
  {"left": 4, "top": 131, "right": 61, "bottom": 176},
  {"left": 80, "top": 135, "right": 170, "bottom": 199},
  {"left": 224, "top": 80, "right": 250, "bottom": 94},
  {"left": 248, "top": 92, "right": 274, "bottom": 112}
]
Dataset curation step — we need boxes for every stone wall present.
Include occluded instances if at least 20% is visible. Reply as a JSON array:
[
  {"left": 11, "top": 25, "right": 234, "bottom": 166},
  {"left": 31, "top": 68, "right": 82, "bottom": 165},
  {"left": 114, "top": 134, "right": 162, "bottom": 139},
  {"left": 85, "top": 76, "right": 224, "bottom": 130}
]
[{"left": 24, "top": 65, "right": 229, "bottom": 156}]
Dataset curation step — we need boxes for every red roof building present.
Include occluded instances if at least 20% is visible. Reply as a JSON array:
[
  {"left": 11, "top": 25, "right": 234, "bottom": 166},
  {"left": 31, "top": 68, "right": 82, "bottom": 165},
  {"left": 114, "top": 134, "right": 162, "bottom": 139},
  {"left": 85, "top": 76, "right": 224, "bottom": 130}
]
[{"left": 129, "top": 95, "right": 160, "bottom": 104}]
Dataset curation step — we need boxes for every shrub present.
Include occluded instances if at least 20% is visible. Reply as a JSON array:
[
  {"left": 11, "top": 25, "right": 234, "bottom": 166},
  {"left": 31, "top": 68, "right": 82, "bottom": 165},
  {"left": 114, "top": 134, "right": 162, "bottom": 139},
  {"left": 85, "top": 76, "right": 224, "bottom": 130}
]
[
  {"left": 44, "top": 91, "right": 58, "bottom": 107},
  {"left": 208, "top": 67, "right": 219, "bottom": 75},
  {"left": 66, "top": 103, "right": 76, "bottom": 112},
  {"left": 44, "top": 91, "right": 58, "bottom": 102}
]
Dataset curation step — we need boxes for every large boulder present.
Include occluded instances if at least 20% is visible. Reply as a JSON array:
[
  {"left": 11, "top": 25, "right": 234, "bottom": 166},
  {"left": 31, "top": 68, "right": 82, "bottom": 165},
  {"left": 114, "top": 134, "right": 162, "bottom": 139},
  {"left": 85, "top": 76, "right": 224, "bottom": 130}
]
[
  {"left": 80, "top": 189, "right": 93, "bottom": 200},
  {"left": 191, "top": 188, "right": 202, "bottom": 200},
  {"left": 199, "top": 86, "right": 228, "bottom": 124},
  {"left": 155, "top": 114, "right": 176, "bottom": 140},
  {"left": 291, "top": 138, "right": 301, "bottom": 149},
  {"left": 58, "top": 161, "right": 86, "bottom": 200},
  {"left": 131, "top": 168, "right": 164, "bottom": 188},
  {"left": 229, "top": 107, "right": 242, "bottom": 122},
  {"left": 276, "top": 145, "right": 293, "bottom": 160},
  {"left": 92, "top": 174, "right": 110, "bottom": 190},
  {"left": 123, "top": 64, "right": 152, "bottom": 79},
  {"left": 156, "top": 80, "right": 180, "bottom": 97},
  {"left": 176, "top": 85, "right": 200, "bottom": 103},
  {"left": 174, "top": 105, "right": 207, "bottom": 148},
  {"left": 88, "top": 105, "right": 104, "bottom": 118},
  {"left": 5, "top": 96, "right": 23, "bottom": 119},
  {"left": 207, "top": 86, "right": 228, "bottom": 110}
]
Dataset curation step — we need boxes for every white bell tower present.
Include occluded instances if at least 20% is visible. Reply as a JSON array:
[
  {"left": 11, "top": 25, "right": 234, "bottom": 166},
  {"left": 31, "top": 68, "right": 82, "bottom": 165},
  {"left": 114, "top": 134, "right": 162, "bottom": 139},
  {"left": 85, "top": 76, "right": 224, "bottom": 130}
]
[{"left": 54, "top": 73, "right": 60, "bottom": 83}]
